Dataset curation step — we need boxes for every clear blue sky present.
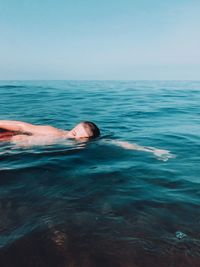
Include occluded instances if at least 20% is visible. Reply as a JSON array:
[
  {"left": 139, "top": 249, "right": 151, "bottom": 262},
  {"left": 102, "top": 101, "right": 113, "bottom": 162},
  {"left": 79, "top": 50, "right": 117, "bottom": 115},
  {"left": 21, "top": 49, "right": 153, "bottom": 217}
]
[{"left": 0, "top": 0, "right": 199, "bottom": 80}]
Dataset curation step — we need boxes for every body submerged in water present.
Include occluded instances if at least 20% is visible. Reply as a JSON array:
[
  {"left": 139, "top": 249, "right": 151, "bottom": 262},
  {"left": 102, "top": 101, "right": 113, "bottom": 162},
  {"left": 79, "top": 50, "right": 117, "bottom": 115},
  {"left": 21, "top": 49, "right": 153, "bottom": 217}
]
[
  {"left": 0, "top": 120, "right": 174, "bottom": 161},
  {"left": 0, "top": 120, "right": 100, "bottom": 144}
]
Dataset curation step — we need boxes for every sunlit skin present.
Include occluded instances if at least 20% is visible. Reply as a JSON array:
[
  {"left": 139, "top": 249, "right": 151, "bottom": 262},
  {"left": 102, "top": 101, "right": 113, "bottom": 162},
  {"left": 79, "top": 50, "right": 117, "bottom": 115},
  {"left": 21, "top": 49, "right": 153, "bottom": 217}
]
[
  {"left": 0, "top": 120, "right": 174, "bottom": 161},
  {"left": 0, "top": 121, "right": 95, "bottom": 146},
  {"left": 66, "top": 123, "right": 94, "bottom": 139}
]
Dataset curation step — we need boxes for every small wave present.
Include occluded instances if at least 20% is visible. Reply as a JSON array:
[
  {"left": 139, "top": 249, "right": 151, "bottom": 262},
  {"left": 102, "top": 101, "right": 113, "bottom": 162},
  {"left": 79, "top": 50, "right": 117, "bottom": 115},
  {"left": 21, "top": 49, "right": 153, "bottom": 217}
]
[{"left": 0, "top": 85, "right": 25, "bottom": 89}]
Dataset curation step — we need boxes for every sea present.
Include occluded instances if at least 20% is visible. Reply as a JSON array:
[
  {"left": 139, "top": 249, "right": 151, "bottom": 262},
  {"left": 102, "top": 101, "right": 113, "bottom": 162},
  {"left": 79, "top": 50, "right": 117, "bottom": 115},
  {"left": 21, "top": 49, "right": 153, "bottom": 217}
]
[{"left": 0, "top": 80, "right": 200, "bottom": 267}]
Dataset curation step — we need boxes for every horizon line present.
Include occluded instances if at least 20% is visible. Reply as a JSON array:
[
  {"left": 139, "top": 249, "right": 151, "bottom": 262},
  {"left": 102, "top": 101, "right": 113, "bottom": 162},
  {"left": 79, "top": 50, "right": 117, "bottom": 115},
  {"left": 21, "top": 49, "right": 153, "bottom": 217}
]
[{"left": 0, "top": 79, "right": 200, "bottom": 82}]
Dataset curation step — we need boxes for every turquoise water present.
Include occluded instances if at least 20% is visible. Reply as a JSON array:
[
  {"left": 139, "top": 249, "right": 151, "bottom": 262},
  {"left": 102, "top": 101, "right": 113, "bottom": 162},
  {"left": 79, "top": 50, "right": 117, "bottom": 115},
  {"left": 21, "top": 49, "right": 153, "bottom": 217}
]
[{"left": 0, "top": 81, "right": 200, "bottom": 267}]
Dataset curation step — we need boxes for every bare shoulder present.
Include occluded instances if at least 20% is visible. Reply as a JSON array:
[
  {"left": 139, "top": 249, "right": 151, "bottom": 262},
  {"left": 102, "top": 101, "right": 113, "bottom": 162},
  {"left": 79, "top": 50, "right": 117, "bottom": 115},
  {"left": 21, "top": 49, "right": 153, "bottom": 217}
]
[{"left": 33, "top": 125, "right": 65, "bottom": 136}]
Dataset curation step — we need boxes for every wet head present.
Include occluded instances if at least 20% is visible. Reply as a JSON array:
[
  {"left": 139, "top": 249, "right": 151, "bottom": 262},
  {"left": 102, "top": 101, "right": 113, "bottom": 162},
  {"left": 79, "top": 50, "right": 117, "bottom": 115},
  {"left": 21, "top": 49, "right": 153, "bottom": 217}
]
[{"left": 68, "top": 121, "right": 100, "bottom": 139}]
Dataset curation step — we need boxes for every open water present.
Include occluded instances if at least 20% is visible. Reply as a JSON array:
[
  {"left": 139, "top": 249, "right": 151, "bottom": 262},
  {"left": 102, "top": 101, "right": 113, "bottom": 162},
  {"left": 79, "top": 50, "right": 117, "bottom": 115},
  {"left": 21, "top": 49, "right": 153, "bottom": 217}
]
[{"left": 0, "top": 80, "right": 200, "bottom": 267}]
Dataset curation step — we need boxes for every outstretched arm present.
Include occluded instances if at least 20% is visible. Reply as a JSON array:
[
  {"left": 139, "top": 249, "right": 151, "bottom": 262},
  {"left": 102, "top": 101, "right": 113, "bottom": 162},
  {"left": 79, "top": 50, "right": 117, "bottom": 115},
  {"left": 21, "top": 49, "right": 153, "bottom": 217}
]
[
  {"left": 111, "top": 140, "right": 174, "bottom": 161},
  {"left": 0, "top": 120, "right": 62, "bottom": 135}
]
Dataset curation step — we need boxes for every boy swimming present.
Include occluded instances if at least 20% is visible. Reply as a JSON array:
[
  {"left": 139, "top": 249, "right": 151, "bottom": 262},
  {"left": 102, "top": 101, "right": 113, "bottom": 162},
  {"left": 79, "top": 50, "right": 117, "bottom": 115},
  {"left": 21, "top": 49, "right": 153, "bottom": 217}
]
[
  {"left": 0, "top": 119, "right": 173, "bottom": 161},
  {"left": 0, "top": 120, "right": 100, "bottom": 142}
]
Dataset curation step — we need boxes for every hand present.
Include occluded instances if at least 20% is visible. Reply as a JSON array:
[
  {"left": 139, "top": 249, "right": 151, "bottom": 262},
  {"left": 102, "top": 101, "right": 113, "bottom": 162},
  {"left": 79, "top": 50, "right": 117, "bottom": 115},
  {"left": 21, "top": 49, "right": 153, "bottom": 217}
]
[{"left": 153, "top": 148, "right": 175, "bottom": 161}]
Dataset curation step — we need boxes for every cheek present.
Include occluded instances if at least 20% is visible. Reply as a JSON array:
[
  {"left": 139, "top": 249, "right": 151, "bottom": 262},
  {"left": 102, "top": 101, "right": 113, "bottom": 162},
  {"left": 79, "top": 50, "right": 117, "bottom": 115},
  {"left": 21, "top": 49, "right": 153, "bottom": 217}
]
[
  {"left": 78, "top": 129, "right": 88, "bottom": 137},
  {"left": 75, "top": 129, "right": 83, "bottom": 137}
]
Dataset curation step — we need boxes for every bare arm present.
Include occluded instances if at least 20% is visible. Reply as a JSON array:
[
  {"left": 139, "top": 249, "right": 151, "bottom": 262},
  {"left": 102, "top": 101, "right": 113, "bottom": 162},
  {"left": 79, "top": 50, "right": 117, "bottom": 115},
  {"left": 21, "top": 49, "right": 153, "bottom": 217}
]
[
  {"left": 0, "top": 120, "right": 35, "bottom": 133},
  {"left": 111, "top": 140, "right": 175, "bottom": 161},
  {"left": 0, "top": 120, "right": 63, "bottom": 135}
]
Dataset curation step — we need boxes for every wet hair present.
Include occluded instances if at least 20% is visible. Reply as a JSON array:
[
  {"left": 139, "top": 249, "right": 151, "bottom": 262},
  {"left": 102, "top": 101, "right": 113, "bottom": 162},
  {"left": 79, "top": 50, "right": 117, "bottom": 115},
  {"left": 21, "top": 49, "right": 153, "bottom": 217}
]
[{"left": 81, "top": 121, "right": 100, "bottom": 138}]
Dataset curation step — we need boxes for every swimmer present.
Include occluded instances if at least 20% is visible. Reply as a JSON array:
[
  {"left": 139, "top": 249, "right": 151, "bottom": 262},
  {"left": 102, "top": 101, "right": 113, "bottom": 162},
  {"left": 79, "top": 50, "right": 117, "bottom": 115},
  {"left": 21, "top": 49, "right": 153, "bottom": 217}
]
[
  {"left": 0, "top": 120, "right": 100, "bottom": 143},
  {"left": 0, "top": 120, "right": 174, "bottom": 160}
]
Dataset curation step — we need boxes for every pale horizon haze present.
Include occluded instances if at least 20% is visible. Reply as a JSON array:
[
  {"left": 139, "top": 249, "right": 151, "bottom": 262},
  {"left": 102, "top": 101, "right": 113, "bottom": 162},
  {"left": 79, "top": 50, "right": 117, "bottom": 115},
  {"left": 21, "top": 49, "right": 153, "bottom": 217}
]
[{"left": 0, "top": 0, "right": 200, "bottom": 80}]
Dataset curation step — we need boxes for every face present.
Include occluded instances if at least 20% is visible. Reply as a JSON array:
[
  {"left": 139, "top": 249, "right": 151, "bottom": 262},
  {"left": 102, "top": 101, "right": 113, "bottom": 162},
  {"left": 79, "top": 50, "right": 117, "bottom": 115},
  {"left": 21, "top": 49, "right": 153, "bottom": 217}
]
[{"left": 68, "top": 124, "right": 92, "bottom": 139}]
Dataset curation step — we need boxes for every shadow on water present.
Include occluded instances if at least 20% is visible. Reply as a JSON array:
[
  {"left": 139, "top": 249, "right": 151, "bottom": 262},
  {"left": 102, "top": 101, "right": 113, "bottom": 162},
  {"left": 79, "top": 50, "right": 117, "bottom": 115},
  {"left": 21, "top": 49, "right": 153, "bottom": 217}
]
[
  {"left": 0, "top": 218, "right": 200, "bottom": 267},
  {"left": 0, "top": 142, "right": 200, "bottom": 267}
]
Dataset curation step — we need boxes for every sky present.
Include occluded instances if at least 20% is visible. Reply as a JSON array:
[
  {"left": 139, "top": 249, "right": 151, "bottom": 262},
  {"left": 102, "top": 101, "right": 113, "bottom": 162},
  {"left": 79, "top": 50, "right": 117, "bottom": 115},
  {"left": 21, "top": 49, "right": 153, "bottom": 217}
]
[{"left": 0, "top": 0, "right": 200, "bottom": 80}]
